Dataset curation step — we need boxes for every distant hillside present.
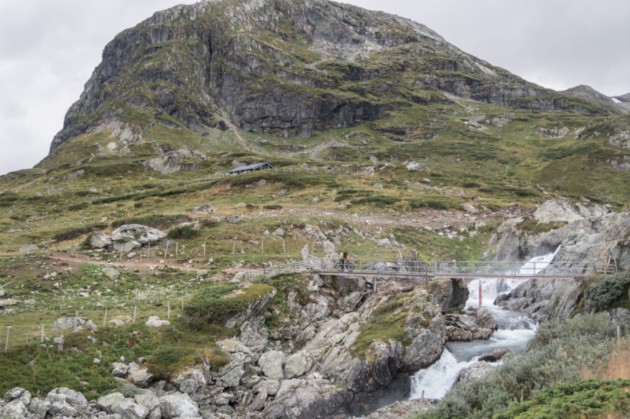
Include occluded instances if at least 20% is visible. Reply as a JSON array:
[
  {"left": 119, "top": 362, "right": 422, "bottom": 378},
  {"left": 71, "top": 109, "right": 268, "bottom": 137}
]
[{"left": 563, "top": 85, "right": 628, "bottom": 113}]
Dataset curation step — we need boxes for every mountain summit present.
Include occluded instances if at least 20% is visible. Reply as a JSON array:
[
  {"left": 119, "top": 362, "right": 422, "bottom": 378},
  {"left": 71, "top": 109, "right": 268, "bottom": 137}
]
[{"left": 47, "top": 0, "right": 607, "bottom": 158}]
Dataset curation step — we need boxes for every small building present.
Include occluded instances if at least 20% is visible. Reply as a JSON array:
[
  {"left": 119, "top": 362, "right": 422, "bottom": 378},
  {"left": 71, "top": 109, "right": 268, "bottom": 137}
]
[{"left": 229, "top": 162, "right": 274, "bottom": 175}]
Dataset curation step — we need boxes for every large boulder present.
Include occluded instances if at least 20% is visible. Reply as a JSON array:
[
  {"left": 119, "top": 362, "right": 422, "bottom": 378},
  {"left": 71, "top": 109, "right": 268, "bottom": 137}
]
[
  {"left": 258, "top": 351, "right": 286, "bottom": 380},
  {"left": 90, "top": 232, "right": 112, "bottom": 249},
  {"left": 262, "top": 376, "right": 353, "bottom": 419},
  {"left": 429, "top": 278, "right": 469, "bottom": 313},
  {"left": 112, "top": 398, "right": 148, "bottom": 419},
  {"left": 1, "top": 399, "right": 28, "bottom": 419},
  {"left": 111, "top": 224, "right": 165, "bottom": 252},
  {"left": 128, "top": 362, "right": 154, "bottom": 388},
  {"left": 445, "top": 310, "right": 498, "bottom": 341},
  {"left": 158, "top": 393, "right": 199, "bottom": 419},
  {"left": 97, "top": 392, "right": 125, "bottom": 413}
]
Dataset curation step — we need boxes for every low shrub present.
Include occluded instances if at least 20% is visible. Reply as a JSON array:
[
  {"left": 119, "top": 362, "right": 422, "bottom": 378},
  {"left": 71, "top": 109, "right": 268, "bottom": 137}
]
[
  {"left": 495, "top": 379, "right": 630, "bottom": 419},
  {"left": 409, "top": 197, "right": 459, "bottom": 210},
  {"left": 582, "top": 271, "right": 630, "bottom": 313},
  {"left": 167, "top": 225, "right": 200, "bottom": 240}
]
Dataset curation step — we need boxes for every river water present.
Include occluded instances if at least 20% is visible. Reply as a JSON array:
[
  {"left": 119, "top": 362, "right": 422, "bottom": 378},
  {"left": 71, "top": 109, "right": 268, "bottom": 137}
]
[{"left": 408, "top": 250, "right": 559, "bottom": 400}]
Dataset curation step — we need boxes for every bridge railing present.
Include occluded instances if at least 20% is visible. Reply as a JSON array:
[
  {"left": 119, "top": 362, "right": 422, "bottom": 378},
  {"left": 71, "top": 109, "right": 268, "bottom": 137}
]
[{"left": 316, "top": 258, "right": 599, "bottom": 278}]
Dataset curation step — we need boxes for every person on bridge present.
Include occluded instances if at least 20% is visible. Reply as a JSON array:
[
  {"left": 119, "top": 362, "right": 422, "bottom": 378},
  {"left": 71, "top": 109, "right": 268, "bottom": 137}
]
[{"left": 339, "top": 251, "right": 349, "bottom": 270}]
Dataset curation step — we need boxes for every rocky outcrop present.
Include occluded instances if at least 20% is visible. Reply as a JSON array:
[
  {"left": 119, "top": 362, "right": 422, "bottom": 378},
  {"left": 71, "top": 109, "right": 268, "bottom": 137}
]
[
  {"left": 490, "top": 199, "right": 629, "bottom": 272},
  {"left": 52, "top": 316, "right": 98, "bottom": 332},
  {"left": 88, "top": 224, "right": 165, "bottom": 252},
  {"left": 495, "top": 278, "right": 584, "bottom": 321},
  {"left": 490, "top": 199, "right": 630, "bottom": 321}
]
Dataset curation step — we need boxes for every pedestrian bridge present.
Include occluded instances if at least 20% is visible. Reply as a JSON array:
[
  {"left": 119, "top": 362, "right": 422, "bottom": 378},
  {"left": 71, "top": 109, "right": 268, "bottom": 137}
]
[
  {"left": 310, "top": 258, "right": 597, "bottom": 281},
  {"left": 247, "top": 245, "right": 607, "bottom": 283},
  {"left": 299, "top": 245, "right": 600, "bottom": 281}
]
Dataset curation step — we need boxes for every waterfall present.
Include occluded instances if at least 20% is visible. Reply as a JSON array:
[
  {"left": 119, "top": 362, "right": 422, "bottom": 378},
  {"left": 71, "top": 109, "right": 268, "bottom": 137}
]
[{"left": 409, "top": 249, "right": 559, "bottom": 401}]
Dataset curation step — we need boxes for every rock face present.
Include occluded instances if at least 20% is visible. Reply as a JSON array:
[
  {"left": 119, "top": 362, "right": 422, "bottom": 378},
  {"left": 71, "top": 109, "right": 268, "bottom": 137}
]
[
  {"left": 491, "top": 200, "right": 629, "bottom": 273},
  {"left": 490, "top": 199, "right": 630, "bottom": 321},
  {"left": 46, "top": 0, "right": 600, "bottom": 158}
]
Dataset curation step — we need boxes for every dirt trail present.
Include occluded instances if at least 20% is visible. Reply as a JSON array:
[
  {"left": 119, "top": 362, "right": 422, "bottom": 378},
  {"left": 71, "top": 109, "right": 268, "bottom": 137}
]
[{"left": 48, "top": 252, "right": 199, "bottom": 274}]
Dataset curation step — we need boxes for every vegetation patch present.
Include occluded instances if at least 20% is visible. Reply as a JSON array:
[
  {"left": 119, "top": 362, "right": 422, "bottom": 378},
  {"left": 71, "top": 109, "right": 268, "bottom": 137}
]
[
  {"left": 262, "top": 273, "right": 311, "bottom": 330},
  {"left": 516, "top": 217, "right": 567, "bottom": 234},
  {"left": 53, "top": 223, "right": 109, "bottom": 242},
  {"left": 182, "top": 282, "right": 274, "bottom": 331},
  {"left": 495, "top": 379, "right": 630, "bottom": 419},
  {"left": 421, "top": 314, "right": 617, "bottom": 419},
  {"left": 351, "top": 296, "right": 411, "bottom": 360},
  {"left": 167, "top": 225, "right": 200, "bottom": 240},
  {"left": 111, "top": 214, "right": 191, "bottom": 229},
  {"left": 409, "top": 196, "right": 460, "bottom": 210},
  {"left": 582, "top": 271, "right": 630, "bottom": 313}
]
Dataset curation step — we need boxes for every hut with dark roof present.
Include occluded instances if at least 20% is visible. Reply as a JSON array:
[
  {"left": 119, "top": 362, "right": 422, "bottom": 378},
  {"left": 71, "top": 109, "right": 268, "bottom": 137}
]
[{"left": 228, "top": 162, "right": 274, "bottom": 175}]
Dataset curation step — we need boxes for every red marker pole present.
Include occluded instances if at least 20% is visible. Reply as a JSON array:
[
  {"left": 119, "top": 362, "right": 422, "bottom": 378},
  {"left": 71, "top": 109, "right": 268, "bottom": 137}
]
[{"left": 478, "top": 280, "right": 482, "bottom": 310}]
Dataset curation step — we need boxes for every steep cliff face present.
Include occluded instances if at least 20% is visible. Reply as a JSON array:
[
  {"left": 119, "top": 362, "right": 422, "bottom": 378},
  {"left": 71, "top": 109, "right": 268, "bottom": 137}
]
[{"left": 48, "top": 0, "right": 603, "bottom": 157}]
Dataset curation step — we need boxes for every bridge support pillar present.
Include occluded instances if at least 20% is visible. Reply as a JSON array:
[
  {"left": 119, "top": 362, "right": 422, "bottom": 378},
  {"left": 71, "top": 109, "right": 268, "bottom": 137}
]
[{"left": 478, "top": 280, "right": 482, "bottom": 310}]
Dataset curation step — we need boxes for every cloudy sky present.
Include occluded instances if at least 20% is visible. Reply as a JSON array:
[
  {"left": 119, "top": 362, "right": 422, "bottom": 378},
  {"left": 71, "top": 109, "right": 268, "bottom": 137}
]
[{"left": 1, "top": 0, "right": 628, "bottom": 175}]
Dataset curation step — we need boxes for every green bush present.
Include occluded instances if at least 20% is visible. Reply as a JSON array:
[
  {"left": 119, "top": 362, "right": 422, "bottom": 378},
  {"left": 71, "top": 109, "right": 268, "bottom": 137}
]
[
  {"left": 167, "top": 225, "right": 200, "bottom": 240},
  {"left": 409, "top": 197, "right": 459, "bottom": 210},
  {"left": 582, "top": 271, "right": 630, "bottom": 313},
  {"left": 495, "top": 379, "right": 630, "bottom": 419}
]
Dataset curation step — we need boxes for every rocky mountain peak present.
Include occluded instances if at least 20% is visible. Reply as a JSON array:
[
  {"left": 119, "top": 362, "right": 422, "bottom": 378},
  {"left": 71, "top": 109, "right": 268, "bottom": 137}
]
[{"left": 46, "top": 0, "right": 614, "bottom": 160}]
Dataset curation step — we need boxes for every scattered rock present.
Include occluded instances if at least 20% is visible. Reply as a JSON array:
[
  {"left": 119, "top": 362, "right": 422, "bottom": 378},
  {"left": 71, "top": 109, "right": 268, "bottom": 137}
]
[
  {"left": 19, "top": 245, "right": 39, "bottom": 254},
  {"left": 145, "top": 316, "right": 170, "bottom": 328},
  {"left": 193, "top": 204, "right": 214, "bottom": 213},
  {"left": 90, "top": 233, "right": 112, "bottom": 249},
  {"left": 102, "top": 267, "right": 120, "bottom": 280},
  {"left": 159, "top": 393, "right": 199, "bottom": 418},
  {"left": 52, "top": 317, "right": 97, "bottom": 332}
]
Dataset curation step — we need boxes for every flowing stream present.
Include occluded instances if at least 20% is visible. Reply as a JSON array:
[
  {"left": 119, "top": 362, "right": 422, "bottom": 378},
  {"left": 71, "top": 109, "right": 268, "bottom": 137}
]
[{"left": 408, "top": 249, "right": 560, "bottom": 400}]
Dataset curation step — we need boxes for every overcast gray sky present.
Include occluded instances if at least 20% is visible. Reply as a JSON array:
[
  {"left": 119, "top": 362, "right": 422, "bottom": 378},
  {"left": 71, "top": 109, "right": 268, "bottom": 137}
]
[{"left": 1, "top": 0, "right": 628, "bottom": 175}]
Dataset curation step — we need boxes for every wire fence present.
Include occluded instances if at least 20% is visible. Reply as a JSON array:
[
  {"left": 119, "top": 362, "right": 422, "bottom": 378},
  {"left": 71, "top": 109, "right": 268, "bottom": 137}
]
[{"left": 0, "top": 296, "right": 192, "bottom": 351}]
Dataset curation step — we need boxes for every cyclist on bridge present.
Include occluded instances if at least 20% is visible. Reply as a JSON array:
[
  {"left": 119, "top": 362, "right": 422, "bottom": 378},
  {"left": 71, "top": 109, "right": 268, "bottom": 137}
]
[{"left": 338, "top": 251, "right": 349, "bottom": 270}]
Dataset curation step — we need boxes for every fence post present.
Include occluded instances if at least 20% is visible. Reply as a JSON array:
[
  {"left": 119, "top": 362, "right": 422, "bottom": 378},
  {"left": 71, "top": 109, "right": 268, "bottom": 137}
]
[
  {"left": 133, "top": 306, "right": 137, "bottom": 324},
  {"left": 40, "top": 324, "right": 45, "bottom": 343},
  {"left": 164, "top": 241, "right": 170, "bottom": 258},
  {"left": 103, "top": 308, "right": 108, "bottom": 328},
  {"left": 175, "top": 242, "right": 179, "bottom": 258},
  {"left": 203, "top": 243, "right": 207, "bottom": 260},
  {"left": 4, "top": 326, "right": 11, "bottom": 352}
]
